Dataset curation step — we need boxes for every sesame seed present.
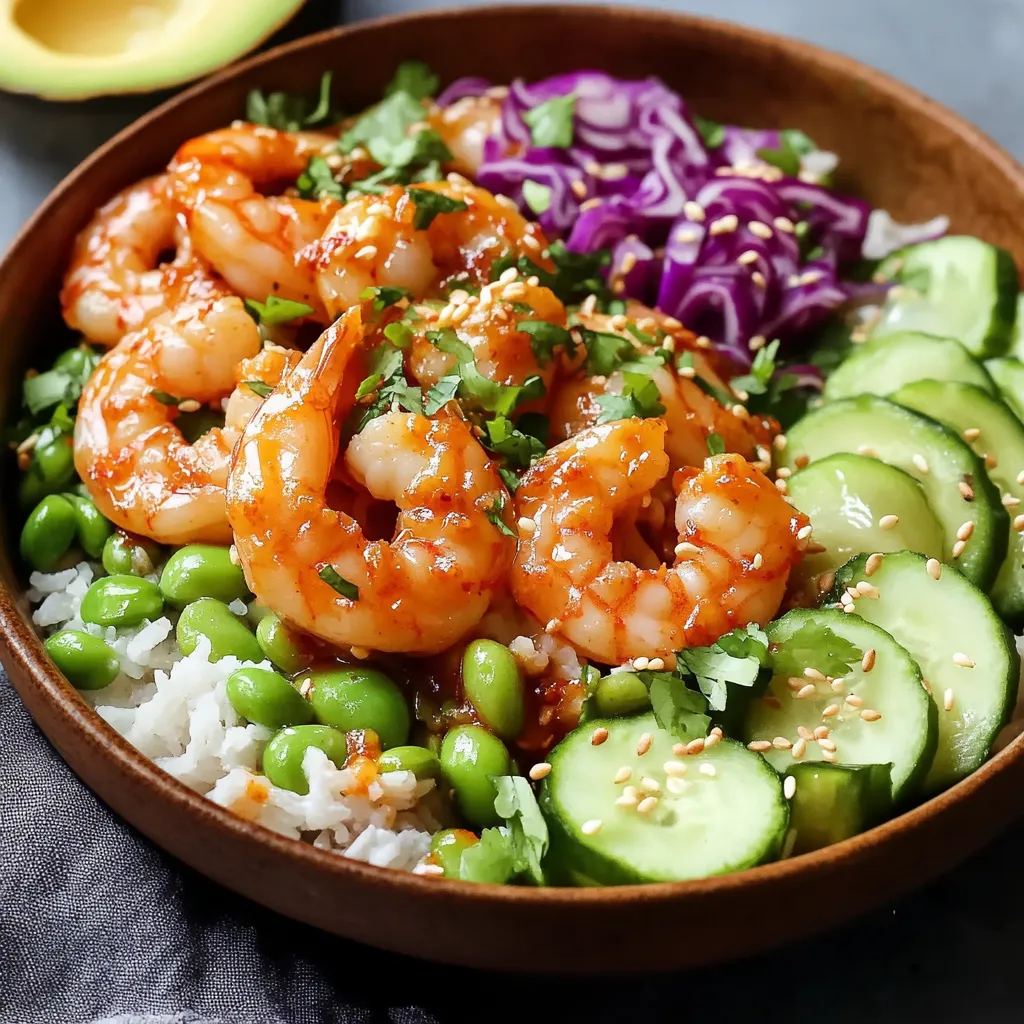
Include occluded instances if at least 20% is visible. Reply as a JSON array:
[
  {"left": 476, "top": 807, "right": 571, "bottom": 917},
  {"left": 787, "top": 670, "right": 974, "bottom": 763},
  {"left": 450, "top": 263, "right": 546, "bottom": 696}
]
[
  {"left": 861, "top": 649, "right": 876, "bottom": 673},
  {"left": 783, "top": 775, "right": 797, "bottom": 799},
  {"left": 637, "top": 732, "right": 653, "bottom": 756},
  {"left": 845, "top": 695, "right": 864, "bottom": 708},
  {"left": 637, "top": 796, "right": 659, "bottom": 814},
  {"left": 675, "top": 541, "right": 701, "bottom": 557},
  {"left": 1014, "top": 515, "right": 1024, "bottom": 533},
  {"left": 819, "top": 570, "right": 837, "bottom": 594},
  {"left": 747, "top": 739, "right": 773, "bottom": 752},
  {"left": 912, "top": 454, "right": 930, "bottom": 474},
  {"left": 709, "top": 214, "right": 739, "bottom": 235},
  {"left": 417, "top": 863, "right": 445, "bottom": 877},
  {"left": 773, "top": 434, "right": 788, "bottom": 452},
  {"left": 517, "top": 516, "right": 537, "bottom": 534},
  {"left": 926, "top": 558, "right": 943, "bottom": 580},
  {"left": 699, "top": 763, "right": 717, "bottom": 777},
  {"left": 803, "top": 666, "right": 826, "bottom": 681},
  {"left": 772, "top": 736, "right": 793, "bottom": 750},
  {"left": 748, "top": 220, "right": 773, "bottom": 239},
  {"left": 696, "top": 335, "right": 712, "bottom": 349},
  {"left": 752, "top": 271, "right": 767, "bottom": 288},
  {"left": 986, "top": 452, "right": 999, "bottom": 470},
  {"left": 857, "top": 445, "right": 880, "bottom": 458},
  {"left": 666, "top": 777, "right": 691, "bottom": 795},
  {"left": 831, "top": 678, "right": 846, "bottom": 692},
  {"left": 822, "top": 749, "right": 838, "bottom": 762},
  {"left": 792, "top": 738, "right": 807, "bottom": 759},
  {"left": 795, "top": 683, "right": 817, "bottom": 700},
  {"left": 855, "top": 581, "right": 880, "bottom": 599},
  {"left": 737, "top": 249, "right": 760, "bottom": 266},
  {"left": 683, "top": 200, "right": 706, "bottom": 221},
  {"left": 613, "top": 766, "right": 633, "bottom": 785},
  {"left": 797, "top": 525, "right": 814, "bottom": 543},
  {"left": 952, "top": 652, "right": 975, "bottom": 668},
  {"left": 671, "top": 742, "right": 688, "bottom": 756},
  {"left": 822, "top": 703, "right": 840, "bottom": 718},
  {"left": 952, "top": 540, "right": 967, "bottom": 559},
  {"left": 686, "top": 737, "right": 705, "bottom": 755},
  {"left": 228, "top": 545, "right": 239, "bottom": 566},
  {"left": 591, "top": 727, "right": 609, "bottom": 746},
  {"left": 499, "top": 267, "right": 519, "bottom": 284},
  {"left": 957, "top": 521, "right": 975, "bottom": 542},
  {"left": 570, "top": 178, "right": 588, "bottom": 198},
  {"left": 15, "top": 433, "right": 39, "bottom": 456},
  {"left": 631, "top": 656, "right": 650, "bottom": 672},
  {"left": 177, "top": 398, "right": 201, "bottom": 413},
  {"left": 762, "top": 695, "right": 783, "bottom": 710},
  {"left": 818, "top": 738, "right": 837, "bottom": 752},
  {"left": 622, "top": 785, "right": 641, "bottom": 802},
  {"left": 640, "top": 776, "right": 661, "bottom": 794},
  {"left": 704, "top": 731, "right": 722, "bottom": 749},
  {"left": 544, "top": 618, "right": 561, "bottom": 633},
  {"left": 774, "top": 215, "right": 795, "bottom": 233},
  {"left": 797, "top": 726, "right": 815, "bottom": 741},
  {"left": 664, "top": 760, "right": 687, "bottom": 777},
  {"left": 775, "top": 479, "right": 789, "bottom": 494},
  {"left": 794, "top": 455, "right": 810, "bottom": 469},
  {"left": 860, "top": 709, "right": 882, "bottom": 722},
  {"left": 752, "top": 552, "right": 764, "bottom": 570},
  {"left": 529, "top": 762, "right": 552, "bottom": 781},
  {"left": 581, "top": 819, "right": 603, "bottom": 835},
  {"left": 813, "top": 725, "right": 830, "bottom": 740},
  {"left": 864, "top": 552, "right": 884, "bottom": 576},
  {"left": 354, "top": 245, "right": 378, "bottom": 260},
  {"left": 749, "top": 334, "right": 767, "bottom": 352},
  {"left": 922, "top": 678, "right": 933, "bottom": 694},
  {"left": 350, "top": 646, "right": 370, "bottom": 660},
  {"left": 878, "top": 514, "right": 900, "bottom": 530},
  {"left": 1002, "top": 493, "right": 1020, "bottom": 507},
  {"left": 943, "top": 688, "right": 955, "bottom": 712},
  {"left": 962, "top": 427, "right": 981, "bottom": 442},
  {"left": 615, "top": 792, "right": 639, "bottom": 807},
  {"left": 1018, "top": 471, "right": 1024, "bottom": 486},
  {"left": 959, "top": 481, "right": 975, "bottom": 501}
]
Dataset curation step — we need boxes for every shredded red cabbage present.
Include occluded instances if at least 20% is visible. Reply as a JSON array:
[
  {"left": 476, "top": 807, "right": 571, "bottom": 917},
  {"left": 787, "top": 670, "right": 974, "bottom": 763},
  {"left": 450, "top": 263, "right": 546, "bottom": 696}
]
[{"left": 438, "top": 70, "right": 907, "bottom": 367}]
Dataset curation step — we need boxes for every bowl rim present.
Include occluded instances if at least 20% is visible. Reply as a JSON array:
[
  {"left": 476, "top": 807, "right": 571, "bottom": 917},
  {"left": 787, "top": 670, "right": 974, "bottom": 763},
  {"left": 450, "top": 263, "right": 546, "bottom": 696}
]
[{"left": 3, "top": 1, "right": 1024, "bottom": 910}]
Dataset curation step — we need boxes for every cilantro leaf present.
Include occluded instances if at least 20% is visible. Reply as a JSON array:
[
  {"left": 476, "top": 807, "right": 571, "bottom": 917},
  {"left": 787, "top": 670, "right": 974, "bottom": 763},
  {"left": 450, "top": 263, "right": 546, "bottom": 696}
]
[
  {"left": 518, "top": 320, "right": 575, "bottom": 366},
  {"left": 485, "top": 495, "right": 516, "bottom": 538},
  {"left": 677, "top": 624, "right": 769, "bottom": 712},
  {"left": 244, "top": 295, "right": 315, "bottom": 326},
  {"left": 770, "top": 621, "right": 863, "bottom": 681},
  {"left": 493, "top": 775, "right": 549, "bottom": 885},
  {"left": 578, "top": 328, "right": 634, "bottom": 377},
  {"left": 643, "top": 672, "right": 710, "bottom": 742},
  {"left": 423, "top": 374, "right": 461, "bottom": 415},
  {"left": 408, "top": 188, "right": 469, "bottom": 230},
  {"left": 246, "top": 72, "right": 335, "bottom": 131},
  {"left": 522, "top": 93, "right": 576, "bottom": 148},
  {"left": 150, "top": 389, "right": 182, "bottom": 406},
  {"left": 625, "top": 322, "right": 654, "bottom": 346},
  {"left": 339, "top": 90, "right": 425, "bottom": 164},
  {"left": 694, "top": 114, "right": 726, "bottom": 149},
  {"left": 459, "top": 828, "right": 516, "bottom": 884},
  {"left": 23, "top": 370, "right": 77, "bottom": 416},
  {"left": 498, "top": 467, "right": 521, "bottom": 494},
  {"left": 243, "top": 380, "right": 273, "bottom": 399},
  {"left": 383, "top": 321, "right": 413, "bottom": 348},
  {"left": 359, "top": 285, "right": 409, "bottom": 312},
  {"left": 318, "top": 565, "right": 358, "bottom": 600},
  {"left": 384, "top": 60, "right": 438, "bottom": 101},
  {"left": 482, "top": 416, "right": 546, "bottom": 469},
  {"left": 706, "top": 432, "right": 725, "bottom": 456},
  {"left": 295, "top": 155, "right": 344, "bottom": 201},
  {"left": 594, "top": 371, "right": 666, "bottom": 424},
  {"left": 730, "top": 339, "right": 780, "bottom": 397},
  {"left": 353, "top": 343, "right": 422, "bottom": 428},
  {"left": 522, "top": 179, "right": 552, "bottom": 215},
  {"left": 516, "top": 412, "right": 549, "bottom": 446},
  {"left": 549, "top": 242, "right": 612, "bottom": 305},
  {"left": 757, "top": 129, "right": 819, "bottom": 177}
]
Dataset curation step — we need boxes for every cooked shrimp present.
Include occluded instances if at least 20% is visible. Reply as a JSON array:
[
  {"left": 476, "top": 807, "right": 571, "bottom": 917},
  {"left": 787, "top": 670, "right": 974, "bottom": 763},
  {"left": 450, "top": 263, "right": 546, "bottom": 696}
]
[
  {"left": 60, "top": 176, "right": 222, "bottom": 347},
  {"left": 427, "top": 94, "right": 503, "bottom": 175},
  {"left": 511, "top": 417, "right": 807, "bottom": 664},
  {"left": 308, "top": 178, "right": 551, "bottom": 318},
  {"left": 74, "top": 294, "right": 297, "bottom": 546},
  {"left": 227, "top": 310, "right": 516, "bottom": 655},
  {"left": 167, "top": 125, "right": 340, "bottom": 315}
]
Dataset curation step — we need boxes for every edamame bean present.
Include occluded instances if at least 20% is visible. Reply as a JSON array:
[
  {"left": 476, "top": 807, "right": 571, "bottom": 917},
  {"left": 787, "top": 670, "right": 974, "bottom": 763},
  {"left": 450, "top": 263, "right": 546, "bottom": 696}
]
[
  {"left": 62, "top": 493, "right": 113, "bottom": 558},
  {"left": 306, "top": 667, "right": 410, "bottom": 750},
  {"left": 80, "top": 575, "right": 164, "bottom": 627},
  {"left": 226, "top": 667, "right": 314, "bottom": 729},
  {"left": 262, "top": 725, "right": 349, "bottom": 794},
  {"left": 32, "top": 437, "right": 76, "bottom": 487},
  {"left": 44, "top": 629, "right": 120, "bottom": 690},
  {"left": 439, "top": 725, "right": 512, "bottom": 828},
  {"left": 461, "top": 639, "right": 525, "bottom": 740},
  {"left": 176, "top": 598, "right": 263, "bottom": 663},
  {"left": 102, "top": 532, "right": 161, "bottom": 577},
  {"left": 159, "top": 545, "right": 250, "bottom": 606},
  {"left": 377, "top": 745, "right": 442, "bottom": 779},
  {"left": 256, "top": 613, "right": 309, "bottom": 674},
  {"left": 593, "top": 672, "right": 650, "bottom": 718},
  {"left": 429, "top": 828, "right": 479, "bottom": 879},
  {"left": 20, "top": 494, "right": 77, "bottom": 571},
  {"left": 245, "top": 602, "right": 272, "bottom": 629}
]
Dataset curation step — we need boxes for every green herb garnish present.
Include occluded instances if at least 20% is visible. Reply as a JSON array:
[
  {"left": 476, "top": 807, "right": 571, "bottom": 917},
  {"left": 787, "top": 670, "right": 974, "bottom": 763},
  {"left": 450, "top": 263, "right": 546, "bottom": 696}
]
[
  {"left": 705, "top": 432, "right": 725, "bottom": 456},
  {"left": 408, "top": 188, "right": 469, "bottom": 230},
  {"left": 485, "top": 495, "right": 517, "bottom": 538},
  {"left": 493, "top": 775, "right": 549, "bottom": 885},
  {"left": 244, "top": 295, "right": 315, "bottom": 326},
  {"left": 318, "top": 565, "right": 359, "bottom": 600},
  {"left": 594, "top": 371, "right": 666, "bottom": 424},
  {"left": 246, "top": 72, "right": 335, "bottom": 131},
  {"left": 359, "top": 286, "right": 409, "bottom": 312},
  {"left": 522, "top": 179, "right": 552, "bottom": 215},
  {"left": 423, "top": 374, "right": 462, "bottom": 415},
  {"left": 243, "top": 381, "right": 273, "bottom": 399},
  {"left": 295, "top": 155, "right": 344, "bottom": 201},
  {"left": 523, "top": 93, "right": 576, "bottom": 148},
  {"left": 518, "top": 320, "right": 575, "bottom": 366}
]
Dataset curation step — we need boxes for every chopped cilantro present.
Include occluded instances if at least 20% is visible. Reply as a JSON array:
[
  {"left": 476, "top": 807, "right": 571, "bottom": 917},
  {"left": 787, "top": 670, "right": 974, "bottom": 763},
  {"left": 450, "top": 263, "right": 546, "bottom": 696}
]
[
  {"left": 295, "top": 155, "right": 344, "bottom": 201},
  {"left": 246, "top": 72, "right": 335, "bottom": 131},
  {"left": 705, "top": 432, "right": 725, "bottom": 456},
  {"left": 516, "top": 412, "right": 550, "bottom": 446},
  {"left": 694, "top": 114, "right": 726, "bottom": 149},
  {"left": 643, "top": 672, "right": 710, "bottom": 743},
  {"left": 24, "top": 371, "right": 77, "bottom": 416},
  {"left": 518, "top": 320, "right": 575, "bottom": 366},
  {"left": 244, "top": 295, "right": 315, "bottom": 326},
  {"left": 353, "top": 343, "right": 422, "bottom": 428},
  {"left": 770, "top": 621, "right": 863, "bottom": 681},
  {"left": 549, "top": 242, "right": 612, "bottom": 305},
  {"left": 509, "top": 302, "right": 534, "bottom": 315},
  {"left": 485, "top": 495, "right": 516, "bottom": 538},
  {"left": 498, "top": 467, "right": 520, "bottom": 494},
  {"left": 594, "top": 371, "right": 666, "bottom": 424},
  {"left": 522, "top": 179, "right": 552, "bottom": 215},
  {"left": 383, "top": 321, "right": 413, "bottom": 348},
  {"left": 522, "top": 92, "right": 576, "bottom": 148},
  {"left": 150, "top": 389, "right": 182, "bottom": 406},
  {"left": 757, "top": 129, "right": 819, "bottom": 178},
  {"left": 493, "top": 775, "right": 549, "bottom": 885},
  {"left": 578, "top": 328, "right": 634, "bottom": 377},
  {"left": 338, "top": 90, "right": 425, "bottom": 164},
  {"left": 243, "top": 381, "right": 273, "bottom": 399},
  {"left": 317, "top": 565, "right": 359, "bottom": 600},
  {"left": 730, "top": 339, "right": 780, "bottom": 397},
  {"left": 408, "top": 188, "right": 469, "bottom": 230},
  {"left": 459, "top": 828, "right": 515, "bottom": 884},
  {"left": 384, "top": 60, "right": 439, "bottom": 101},
  {"left": 423, "top": 374, "right": 461, "bottom": 415},
  {"left": 359, "top": 285, "right": 409, "bottom": 312},
  {"left": 676, "top": 623, "right": 769, "bottom": 712},
  {"left": 625, "top": 322, "right": 654, "bottom": 346},
  {"left": 482, "top": 416, "right": 546, "bottom": 469}
]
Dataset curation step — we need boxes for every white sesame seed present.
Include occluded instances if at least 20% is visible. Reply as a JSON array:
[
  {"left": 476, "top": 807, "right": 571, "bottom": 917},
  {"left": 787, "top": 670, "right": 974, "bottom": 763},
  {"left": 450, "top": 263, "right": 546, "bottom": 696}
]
[
  {"left": 228, "top": 545, "right": 239, "bottom": 566},
  {"left": 795, "top": 683, "right": 816, "bottom": 700},
  {"left": 791, "top": 738, "right": 807, "bottom": 759},
  {"left": 797, "top": 525, "right": 814, "bottom": 542},
  {"left": 675, "top": 541, "right": 701, "bottom": 557},
  {"left": 699, "top": 763, "right": 717, "bottom": 778},
  {"left": 1018, "top": 471, "right": 1024, "bottom": 486},
  {"left": 637, "top": 796, "right": 659, "bottom": 814},
  {"left": 709, "top": 214, "right": 739, "bottom": 236},
  {"left": 1014, "top": 515, "right": 1024, "bottom": 534},
  {"left": 797, "top": 725, "right": 814, "bottom": 741},
  {"left": 845, "top": 695, "right": 864, "bottom": 708},
  {"left": 957, "top": 521, "right": 975, "bottom": 542},
  {"left": 878, "top": 514, "right": 900, "bottom": 530},
  {"left": 747, "top": 739, "right": 773, "bottom": 752},
  {"left": 818, "top": 738, "right": 837, "bottom": 752},
  {"left": 645, "top": 658, "right": 665, "bottom": 672},
  {"left": 684, "top": 200, "right": 706, "bottom": 221},
  {"left": 517, "top": 516, "right": 537, "bottom": 535},
  {"left": 664, "top": 760, "right": 687, "bottom": 777},
  {"left": 637, "top": 732, "right": 653, "bottom": 756},
  {"left": 622, "top": 785, "right": 640, "bottom": 802},
  {"left": 751, "top": 552, "right": 764, "bottom": 570},
  {"left": 1003, "top": 493, "right": 1021, "bottom": 507},
  {"left": 613, "top": 766, "right": 633, "bottom": 785},
  {"left": 640, "top": 777, "right": 661, "bottom": 794},
  {"left": 912, "top": 454, "right": 930, "bottom": 474},
  {"left": 416, "top": 863, "right": 445, "bottom": 877},
  {"left": 737, "top": 249, "right": 760, "bottom": 265},
  {"left": 672, "top": 742, "right": 688, "bottom": 756},
  {"left": 631, "top": 656, "right": 650, "bottom": 672},
  {"left": 773, "top": 215, "right": 795, "bottom": 233},
  {"left": 591, "top": 727, "right": 609, "bottom": 746},
  {"left": 686, "top": 737, "right": 705, "bottom": 755},
  {"left": 783, "top": 775, "right": 797, "bottom": 800},
  {"left": 822, "top": 749, "right": 838, "bottom": 762},
  {"left": 499, "top": 267, "right": 519, "bottom": 284},
  {"left": 952, "top": 652, "right": 975, "bottom": 668},
  {"left": 803, "top": 666, "right": 826, "bottom": 681},
  {"left": 959, "top": 481, "right": 975, "bottom": 501},
  {"left": 857, "top": 445, "right": 879, "bottom": 458},
  {"left": 943, "top": 688, "right": 955, "bottom": 712},
  {"left": 952, "top": 540, "right": 967, "bottom": 558},
  {"left": 751, "top": 271, "right": 767, "bottom": 288},
  {"left": 666, "top": 776, "right": 691, "bottom": 795},
  {"left": 529, "top": 762, "right": 552, "bottom": 781},
  {"left": 855, "top": 581, "right": 880, "bottom": 599},
  {"left": 544, "top": 618, "right": 561, "bottom": 633},
  {"left": 615, "top": 792, "right": 639, "bottom": 807},
  {"left": 860, "top": 709, "right": 882, "bottom": 722},
  {"left": 749, "top": 334, "right": 767, "bottom": 352},
  {"left": 926, "top": 558, "right": 942, "bottom": 580},
  {"left": 773, "top": 433, "right": 788, "bottom": 452},
  {"left": 354, "top": 245, "right": 378, "bottom": 260},
  {"left": 570, "top": 178, "right": 588, "bottom": 198},
  {"left": 177, "top": 398, "right": 201, "bottom": 413},
  {"left": 962, "top": 427, "right": 981, "bottom": 442},
  {"left": 703, "top": 731, "right": 722, "bottom": 749},
  {"left": 581, "top": 819, "right": 603, "bottom": 835},
  {"left": 772, "top": 736, "right": 793, "bottom": 750},
  {"left": 748, "top": 220, "right": 773, "bottom": 239},
  {"left": 861, "top": 649, "right": 876, "bottom": 672},
  {"left": 864, "top": 552, "right": 884, "bottom": 576},
  {"left": 822, "top": 703, "right": 840, "bottom": 718},
  {"left": 813, "top": 725, "right": 830, "bottom": 740},
  {"left": 831, "top": 679, "right": 846, "bottom": 693}
]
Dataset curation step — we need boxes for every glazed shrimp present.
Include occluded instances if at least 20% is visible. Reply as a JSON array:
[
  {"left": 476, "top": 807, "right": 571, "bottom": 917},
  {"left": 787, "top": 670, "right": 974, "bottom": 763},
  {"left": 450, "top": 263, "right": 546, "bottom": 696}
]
[
  {"left": 60, "top": 176, "right": 222, "bottom": 347},
  {"left": 427, "top": 94, "right": 503, "bottom": 175},
  {"left": 167, "top": 125, "right": 340, "bottom": 315},
  {"left": 309, "top": 178, "right": 551, "bottom": 318},
  {"left": 74, "top": 294, "right": 297, "bottom": 546},
  {"left": 227, "top": 310, "right": 516, "bottom": 655},
  {"left": 511, "top": 417, "right": 807, "bottom": 665}
]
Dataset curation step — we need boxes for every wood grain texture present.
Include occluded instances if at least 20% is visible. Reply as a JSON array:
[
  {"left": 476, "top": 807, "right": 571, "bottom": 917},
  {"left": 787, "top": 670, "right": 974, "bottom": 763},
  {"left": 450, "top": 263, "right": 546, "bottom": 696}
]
[{"left": 2, "top": 5, "right": 1024, "bottom": 973}]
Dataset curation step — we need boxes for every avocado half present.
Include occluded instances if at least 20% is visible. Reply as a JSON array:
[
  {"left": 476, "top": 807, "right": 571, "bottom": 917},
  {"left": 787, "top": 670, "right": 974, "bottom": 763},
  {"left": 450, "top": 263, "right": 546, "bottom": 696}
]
[{"left": 0, "top": 0, "right": 307, "bottom": 100}]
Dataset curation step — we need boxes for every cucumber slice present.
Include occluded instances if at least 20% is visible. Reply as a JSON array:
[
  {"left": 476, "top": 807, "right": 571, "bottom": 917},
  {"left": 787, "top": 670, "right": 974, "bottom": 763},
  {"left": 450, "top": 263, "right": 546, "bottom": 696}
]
[
  {"left": 823, "top": 331, "right": 994, "bottom": 402},
  {"left": 873, "top": 236, "right": 1018, "bottom": 358},
  {"left": 785, "top": 762, "right": 893, "bottom": 854},
  {"left": 831, "top": 551, "right": 1019, "bottom": 793},
  {"left": 1009, "top": 294, "right": 1024, "bottom": 359},
  {"left": 540, "top": 714, "right": 787, "bottom": 884},
  {"left": 743, "top": 609, "right": 937, "bottom": 801},
  {"left": 780, "top": 396, "right": 1007, "bottom": 590},
  {"left": 785, "top": 453, "right": 944, "bottom": 602},
  {"left": 984, "top": 356, "right": 1024, "bottom": 422},
  {"left": 892, "top": 380, "right": 1024, "bottom": 625}
]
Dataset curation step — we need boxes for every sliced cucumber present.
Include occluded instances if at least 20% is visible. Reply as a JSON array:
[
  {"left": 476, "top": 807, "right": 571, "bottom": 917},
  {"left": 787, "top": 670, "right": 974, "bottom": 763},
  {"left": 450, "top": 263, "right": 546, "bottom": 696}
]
[
  {"left": 743, "top": 609, "right": 936, "bottom": 801},
  {"left": 780, "top": 396, "right": 1007, "bottom": 590},
  {"left": 540, "top": 714, "right": 787, "bottom": 884},
  {"left": 785, "top": 762, "right": 893, "bottom": 854},
  {"left": 873, "top": 236, "right": 1018, "bottom": 358},
  {"left": 1010, "top": 294, "right": 1024, "bottom": 359},
  {"left": 823, "top": 331, "right": 994, "bottom": 402},
  {"left": 831, "top": 551, "right": 1019, "bottom": 793},
  {"left": 892, "top": 379, "right": 1024, "bottom": 625},
  {"left": 785, "top": 453, "right": 944, "bottom": 602},
  {"left": 984, "top": 356, "right": 1024, "bottom": 422}
]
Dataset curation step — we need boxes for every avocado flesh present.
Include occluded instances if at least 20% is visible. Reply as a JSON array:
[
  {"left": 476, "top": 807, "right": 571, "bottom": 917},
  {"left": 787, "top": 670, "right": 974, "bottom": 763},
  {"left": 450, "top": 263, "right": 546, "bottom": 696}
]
[{"left": 0, "top": 0, "right": 306, "bottom": 100}]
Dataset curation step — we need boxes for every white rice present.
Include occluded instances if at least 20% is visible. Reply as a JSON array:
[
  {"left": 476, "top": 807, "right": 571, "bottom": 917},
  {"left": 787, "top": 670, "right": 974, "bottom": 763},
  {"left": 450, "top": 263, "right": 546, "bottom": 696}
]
[{"left": 28, "top": 561, "right": 435, "bottom": 870}]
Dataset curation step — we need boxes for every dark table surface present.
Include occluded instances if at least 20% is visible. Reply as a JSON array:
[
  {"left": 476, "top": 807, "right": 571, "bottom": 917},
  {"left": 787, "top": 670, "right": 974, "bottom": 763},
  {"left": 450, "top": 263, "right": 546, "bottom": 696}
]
[{"left": 4, "top": 1, "right": 1024, "bottom": 1021}]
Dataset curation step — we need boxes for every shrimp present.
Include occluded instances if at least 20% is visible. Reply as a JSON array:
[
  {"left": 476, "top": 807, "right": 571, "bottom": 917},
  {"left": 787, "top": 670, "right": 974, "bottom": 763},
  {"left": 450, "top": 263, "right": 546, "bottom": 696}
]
[
  {"left": 226, "top": 310, "right": 516, "bottom": 655},
  {"left": 427, "top": 94, "right": 503, "bottom": 175},
  {"left": 60, "top": 176, "right": 223, "bottom": 347},
  {"left": 308, "top": 178, "right": 551, "bottom": 319},
  {"left": 511, "top": 417, "right": 807, "bottom": 665},
  {"left": 74, "top": 293, "right": 297, "bottom": 546},
  {"left": 167, "top": 125, "right": 341, "bottom": 316}
]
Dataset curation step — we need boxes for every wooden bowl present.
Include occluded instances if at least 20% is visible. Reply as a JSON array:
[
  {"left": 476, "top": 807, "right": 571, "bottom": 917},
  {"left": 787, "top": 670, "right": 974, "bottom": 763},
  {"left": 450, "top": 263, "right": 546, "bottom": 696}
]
[{"left": 2, "top": 4, "right": 1024, "bottom": 974}]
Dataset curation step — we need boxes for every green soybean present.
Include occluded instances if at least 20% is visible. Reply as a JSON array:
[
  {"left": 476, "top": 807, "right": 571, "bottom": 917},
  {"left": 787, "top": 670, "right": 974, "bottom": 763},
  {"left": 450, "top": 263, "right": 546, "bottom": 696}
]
[
  {"left": 80, "top": 575, "right": 164, "bottom": 627},
  {"left": 245, "top": 602, "right": 273, "bottom": 629},
  {"left": 176, "top": 598, "right": 263, "bottom": 663},
  {"left": 262, "top": 725, "right": 349, "bottom": 794},
  {"left": 256, "top": 613, "right": 310, "bottom": 674},
  {"left": 20, "top": 494, "right": 78, "bottom": 571},
  {"left": 62, "top": 493, "right": 113, "bottom": 558},
  {"left": 226, "top": 667, "right": 314, "bottom": 729},
  {"left": 377, "top": 744, "right": 442, "bottom": 779},
  {"left": 439, "top": 725, "right": 512, "bottom": 828},
  {"left": 306, "top": 667, "right": 410, "bottom": 750},
  {"left": 593, "top": 672, "right": 650, "bottom": 718},
  {"left": 159, "top": 545, "right": 250, "bottom": 606},
  {"left": 44, "top": 629, "right": 120, "bottom": 690},
  {"left": 102, "top": 532, "right": 161, "bottom": 577},
  {"left": 429, "top": 828, "right": 479, "bottom": 879},
  {"left": 19, "top": 440, "right": 77, "bottom": 509},
  {"left": 461, "top": 639, "right": 525, "bottom": 740}
]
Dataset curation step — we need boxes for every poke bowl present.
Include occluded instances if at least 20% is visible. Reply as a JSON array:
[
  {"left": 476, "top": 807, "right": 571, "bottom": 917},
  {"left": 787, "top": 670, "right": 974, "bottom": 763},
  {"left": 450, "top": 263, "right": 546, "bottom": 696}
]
[{"left": 3, "top": 4, "right": 1024, "bottom": 973}]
